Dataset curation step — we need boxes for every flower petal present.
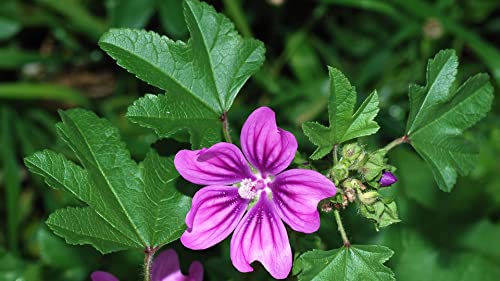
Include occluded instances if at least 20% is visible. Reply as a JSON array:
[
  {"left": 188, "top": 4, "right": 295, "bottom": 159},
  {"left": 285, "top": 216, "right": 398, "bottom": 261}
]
[
  {"left": 240, "top": 107, "right": 298, "bottom": 176},
  {"left": 270, "top": 169, "right": 336, "bottom": 233},
  {"left": 181, "top": 186, "right": 249, "bottom": 250},
  {"left": 151, "top": 249, "right": 184, "bottom": 281},
  {"left": 230, "top": 195, "right": 292, "bottom": 279},
  {"left": 188, "top": 261, "right": 204, "bottom": 281},
  {"left": 91, "top": 272, "right": 120, "bottom": 281},
  {"left": 174, "top": 143, "right": 254, "bottom": 185}
]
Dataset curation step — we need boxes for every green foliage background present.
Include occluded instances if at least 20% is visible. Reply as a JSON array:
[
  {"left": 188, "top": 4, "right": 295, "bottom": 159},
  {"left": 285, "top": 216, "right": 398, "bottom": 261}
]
[{"left": 0, "top": 0, "right": 498, "bottom": 280}]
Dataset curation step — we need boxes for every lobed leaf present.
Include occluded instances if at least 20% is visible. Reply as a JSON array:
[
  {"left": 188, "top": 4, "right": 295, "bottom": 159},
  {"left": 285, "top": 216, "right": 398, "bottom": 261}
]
[
  {"left": 98, "top": 0, "right": 265, "bottom": 115},
  {"left": 406, "top": 49, "right": 494, "bottom": 191},
  {"left": 296, "top": 245, "right": 395, "bottom": 281},
  {"left": 127, "top": 93, "right": 221, "bottom": 149},
  {"left": 25, "top": 109, "right": 191, "bottom": 253},
  {"left": 302, "top": 67, "right": 380, "bottom": 159}
]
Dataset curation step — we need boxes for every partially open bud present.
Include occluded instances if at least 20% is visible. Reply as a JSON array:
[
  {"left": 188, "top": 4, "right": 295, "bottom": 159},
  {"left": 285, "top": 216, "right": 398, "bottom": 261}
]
[{"left": 380, "top": 171, "right": 397, "bottom": 187}]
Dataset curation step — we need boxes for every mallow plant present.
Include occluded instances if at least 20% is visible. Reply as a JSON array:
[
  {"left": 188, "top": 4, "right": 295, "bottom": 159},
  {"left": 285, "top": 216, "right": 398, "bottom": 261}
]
[{"left": 23, "top": 0, "right": 494, "bottom": 280}]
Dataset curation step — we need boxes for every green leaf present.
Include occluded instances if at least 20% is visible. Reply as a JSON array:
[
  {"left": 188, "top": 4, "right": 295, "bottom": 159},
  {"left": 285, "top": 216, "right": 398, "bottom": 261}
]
[
  {"left": 1, "top": 108, "right": 21, "bottom": 254},
  {"left": 24, "top": 109, "right": 191, "bottom": 253},
  {"left": 127, "top": 93, "right": 221, "bottom": 149},
  {"left": 405, "top": 49, "right": 494, "bottom": 191},
  {"left": 302, "top": 67, "right": 380, "bottom": 160},
  {"left": 99, "top": 0, "right": 265, "bottom": 115},
  {"left": 0, "top": 83, "right": 88, "bottom": 105},
  {"left": 296, "top": 245, "right": 395, "bottom": 281}
]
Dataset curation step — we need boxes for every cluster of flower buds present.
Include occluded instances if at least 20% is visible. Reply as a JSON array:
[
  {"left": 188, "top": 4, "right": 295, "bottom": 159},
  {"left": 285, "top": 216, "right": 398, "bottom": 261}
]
[{"left": 324, "top": 142, "right": 400, "bottom": 230}]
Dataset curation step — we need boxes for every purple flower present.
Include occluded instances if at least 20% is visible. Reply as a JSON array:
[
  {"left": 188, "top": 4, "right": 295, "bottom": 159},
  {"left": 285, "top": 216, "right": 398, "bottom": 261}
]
[
  {"left": 380, "top": 171, "right": 397, "bottom": 187},
  {"left": 174, "top": 107, "right": 336, "bottom": 279},
  {"left": 91, "top": 249, "right": 203, "bottom": 281}
]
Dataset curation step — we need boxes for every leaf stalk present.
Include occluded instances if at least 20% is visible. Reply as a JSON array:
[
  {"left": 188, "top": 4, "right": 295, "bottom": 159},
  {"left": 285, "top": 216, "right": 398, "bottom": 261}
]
[
  {"left": 334, "top": 209, "right": 351, "bottom": 247},
  {"left": 144, "top": 246, "right": 158, "bottom": 281},
  {"left": 383, "top": 135, "right": 410, "bottom": 152},
  {"left": 221, "top": 111, "right": 233, "bottom": 143}
]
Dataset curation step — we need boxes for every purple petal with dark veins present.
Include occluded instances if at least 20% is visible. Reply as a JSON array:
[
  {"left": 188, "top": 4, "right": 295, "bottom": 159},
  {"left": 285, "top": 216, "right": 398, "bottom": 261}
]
[
  {"left": 270, "top": 169, "right": 336, "bottom": 233},
  {"left": 174, "top": 142, "right": 254, "bottom": 185},
  {"left": 230, "top": 195, "right": 292, "bottom": 279},
  {"left": 181, "top": 186, "right": 249, "bottom": 250},
  {"left": 240, "top": 107, "right": 297, "bottom": 177}
]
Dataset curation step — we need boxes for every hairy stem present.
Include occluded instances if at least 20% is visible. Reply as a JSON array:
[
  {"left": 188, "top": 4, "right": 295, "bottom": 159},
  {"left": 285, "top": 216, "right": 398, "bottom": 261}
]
[
  {"left": 221, "top": 111, "right": 232, "bottom": 143},
  {"left": 144, "top": 247, "right": 158, "bottom": 281},
  {"left": 383, "top": 135, "right": 410, "bottom": 152},
  {"left": 334, "top": 210, "right": 351, "bottom": 247}
]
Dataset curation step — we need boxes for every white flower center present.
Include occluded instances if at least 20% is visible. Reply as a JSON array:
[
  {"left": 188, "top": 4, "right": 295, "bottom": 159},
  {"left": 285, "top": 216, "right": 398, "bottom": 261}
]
[{"left": 238, "top": 177, "right": 272, "bottom": 200}]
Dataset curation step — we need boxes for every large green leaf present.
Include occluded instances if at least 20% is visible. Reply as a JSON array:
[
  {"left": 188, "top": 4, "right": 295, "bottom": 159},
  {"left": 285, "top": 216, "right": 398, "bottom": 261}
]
[
  {"left": 295, "top": 245, "right": 395, "bottom": 281},
  {"left": 24, "top": 109, "right": 191, "bottom": 253},
  {"left": 127, "top": 93, "right": 221, "bottom": 149},
  {"left": 405, "top": 50, "right": 494, "bottom": 191},
  {"left": 99, "top": 0, "right": 265, "bottom": 115},
  {"left": 302, "top": 67, "right": 380, "bottom": 159}
]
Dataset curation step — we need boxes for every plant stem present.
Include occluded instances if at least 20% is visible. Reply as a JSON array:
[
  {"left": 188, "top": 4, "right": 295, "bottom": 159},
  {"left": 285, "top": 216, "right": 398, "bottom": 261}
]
[
  {"left": 144, "top": 247, "right": 158, "bottom": 281},
  {"left": 333, "top": 144, "right": 339, "bottom": 165},
  {"left": 334, "top": 209, "right": 351, "bottom": 247},
  {"left": 383, "top": 135, "right": 410, "bottom": 152},
  {"left": 221, "top": 111, "right": 232, "bottom": 143}
]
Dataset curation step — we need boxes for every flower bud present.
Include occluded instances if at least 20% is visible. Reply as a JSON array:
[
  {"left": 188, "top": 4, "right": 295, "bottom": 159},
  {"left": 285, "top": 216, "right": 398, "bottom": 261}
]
[
  {"left": 343, "top": 178, "right": 365, "bottom": 190},
  {"left": 379, "top": 171, "right": 397, "bottom": 187},
  {"left": 359, "top": 191, "right": 379, "bottom": 205},
  {"left": 331, "top": 163, "right": 349, "bottom": 181},
  {"left": 342, "top": 143, "right": 364, "bottom": 163},
  {"left": 359, "top": 149, "right": 386, "bottom": 181}
]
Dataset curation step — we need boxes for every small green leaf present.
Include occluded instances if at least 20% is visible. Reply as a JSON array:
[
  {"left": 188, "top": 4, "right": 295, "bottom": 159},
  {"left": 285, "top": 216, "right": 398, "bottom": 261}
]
[
  {"left": 296, "top": 245, "right": 395, "bottom": 281},
  {"left": 99, "top": 0, "right": 265, "bottom": 115},
  {"left": 406, "top": 49, "right": 494, "bottom": 191},
  {"left": 302, "top": 67, "right": 380, "bottom": 160},
  {"left": 127, "top": 93, "right": 221, "bottom": 149},
  {"left": 24, "top": 109, "right": 191, "bottom": 253}
]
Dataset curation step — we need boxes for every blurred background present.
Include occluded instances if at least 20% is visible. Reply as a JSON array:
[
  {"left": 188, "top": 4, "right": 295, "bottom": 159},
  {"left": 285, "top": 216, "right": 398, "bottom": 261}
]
[{"left": 0, "top": 0, "right": 499, "bottom": 280}]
